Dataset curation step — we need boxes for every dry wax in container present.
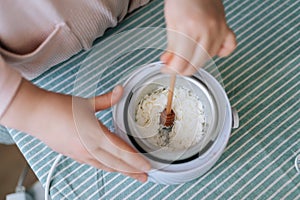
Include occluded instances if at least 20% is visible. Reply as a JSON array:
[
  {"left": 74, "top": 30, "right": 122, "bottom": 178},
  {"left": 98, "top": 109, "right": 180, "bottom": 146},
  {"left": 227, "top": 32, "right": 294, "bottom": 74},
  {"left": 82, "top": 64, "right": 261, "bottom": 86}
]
[{"left": 135, "top": 86, "right": 207, "bottom": 151}]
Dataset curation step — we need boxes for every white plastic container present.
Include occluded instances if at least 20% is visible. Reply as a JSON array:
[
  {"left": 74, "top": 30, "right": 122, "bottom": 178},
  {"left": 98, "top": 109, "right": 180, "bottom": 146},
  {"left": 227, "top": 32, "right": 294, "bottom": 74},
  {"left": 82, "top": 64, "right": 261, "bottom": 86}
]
[{"left": 113, "top": 62, "right": 239, "bottom": 184}]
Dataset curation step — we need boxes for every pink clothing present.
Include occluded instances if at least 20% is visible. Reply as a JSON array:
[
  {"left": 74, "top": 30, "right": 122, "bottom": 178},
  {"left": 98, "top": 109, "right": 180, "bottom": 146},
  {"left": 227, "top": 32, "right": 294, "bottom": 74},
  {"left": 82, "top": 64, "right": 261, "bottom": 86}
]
[
  {"left": 0, "top": 0, "right": 149, "bottom": 119},
  {"left": 0, "top": 57, "right": 22, "bottom": 119}
]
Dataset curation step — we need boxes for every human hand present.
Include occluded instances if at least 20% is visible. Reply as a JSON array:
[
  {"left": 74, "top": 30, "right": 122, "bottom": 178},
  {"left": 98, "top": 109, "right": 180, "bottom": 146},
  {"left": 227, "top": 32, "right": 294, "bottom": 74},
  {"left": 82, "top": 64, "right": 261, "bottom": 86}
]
[
  {"left": 0, "top": 80, "right": 151, "bottom": 182},
  {"left": 161, "top": 0, "right": 237, "bottom": 75}
]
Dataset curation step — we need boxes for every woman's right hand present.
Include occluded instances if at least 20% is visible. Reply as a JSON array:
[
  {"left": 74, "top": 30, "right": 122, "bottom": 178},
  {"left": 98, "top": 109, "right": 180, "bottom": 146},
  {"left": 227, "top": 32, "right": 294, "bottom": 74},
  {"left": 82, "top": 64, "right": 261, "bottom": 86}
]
[{"left": 161, "top": 0, "right": 237, "bottom": 75}]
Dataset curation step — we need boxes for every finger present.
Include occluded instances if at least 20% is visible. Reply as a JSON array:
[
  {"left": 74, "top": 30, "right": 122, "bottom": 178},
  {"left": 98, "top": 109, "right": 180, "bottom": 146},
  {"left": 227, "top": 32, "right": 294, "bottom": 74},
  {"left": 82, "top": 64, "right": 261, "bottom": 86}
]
[
  {"left": 160, "top": 52, "right": 177, "bottom": 74},
  {"left": 160, "top": 51, "right": 175, "bottom": 74},
  {"left": 87, "top": 158, "right": 148, "bottom": 183},
  {"left": 160, "top": 51, "right": 173, "bottom": 64},
  {"left": 89, "top": 149, "right": 147, "bottom": 182},
  {"left": 91, "top": 144, "right": 149, "bottom": 175},
  {"left": 92, "top": 85, "right": 124, "bottom": 111},
  {"left": 87, "top": 158, "right": 116, "bottom": 173},
  {"left": 217, "top": 29, "right": 237, "bottom": 57},
  {"left": 162, "top": 29, "right": 198, "bottom": 74},
  {"left": 99, "top": 122, "right": 151, "bottom": 172},
  {"left": 72, "top": 96, "right": 150, "bottom": 175},
  {"left": 160, "top": 30, "right": 178, "bottom": 74},
  {"left": 121, "top": 171, "right": 148, "bottom": 183},
  {"left": 87, "top": 122, "right": 151, "bottom": 174},
  {"left": 168, "top": 35, "right": 197, "bottom": 74},
  {"left": 182, "top": 37, "right": 211, "bottom": 75}
]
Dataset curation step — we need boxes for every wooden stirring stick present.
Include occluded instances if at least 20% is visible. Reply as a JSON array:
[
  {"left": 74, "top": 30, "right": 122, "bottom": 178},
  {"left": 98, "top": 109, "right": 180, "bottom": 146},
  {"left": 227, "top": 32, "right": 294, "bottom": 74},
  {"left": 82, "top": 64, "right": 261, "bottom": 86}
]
[
  {"left": 166, "top": 73, "right": 176, "bottom": 114},
  {"left": 160, "top": 74, "right": 176, "bottom": 127}
]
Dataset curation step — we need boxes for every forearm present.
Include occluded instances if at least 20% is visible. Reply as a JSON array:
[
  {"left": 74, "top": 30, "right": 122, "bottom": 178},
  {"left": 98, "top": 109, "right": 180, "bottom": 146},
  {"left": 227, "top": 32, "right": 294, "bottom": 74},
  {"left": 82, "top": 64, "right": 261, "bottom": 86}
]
[{"left": 0, "top": 79, "right": 48, "bottom": 136}]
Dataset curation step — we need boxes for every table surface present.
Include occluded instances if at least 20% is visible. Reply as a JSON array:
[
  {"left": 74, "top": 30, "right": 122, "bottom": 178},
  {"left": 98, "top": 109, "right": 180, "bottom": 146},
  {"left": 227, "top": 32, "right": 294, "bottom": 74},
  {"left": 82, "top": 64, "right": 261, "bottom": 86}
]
[{"left": 7, "top": 0, "right": 300, "bottom": 199}]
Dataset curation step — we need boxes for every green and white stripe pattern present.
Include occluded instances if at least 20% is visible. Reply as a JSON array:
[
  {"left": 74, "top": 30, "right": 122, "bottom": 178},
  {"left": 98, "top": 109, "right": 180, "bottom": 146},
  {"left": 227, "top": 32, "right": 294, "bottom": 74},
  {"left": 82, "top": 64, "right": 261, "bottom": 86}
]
[{"left": 7, "top": 0, "right": 299, "bottom": 199}]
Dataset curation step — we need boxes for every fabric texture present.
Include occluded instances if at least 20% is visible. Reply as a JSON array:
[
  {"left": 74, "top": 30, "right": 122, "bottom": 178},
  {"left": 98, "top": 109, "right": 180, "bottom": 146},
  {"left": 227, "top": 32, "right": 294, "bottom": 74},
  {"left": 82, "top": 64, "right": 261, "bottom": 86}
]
[{"left": 4, "top": 0, "right": 300, "bottom": 199}]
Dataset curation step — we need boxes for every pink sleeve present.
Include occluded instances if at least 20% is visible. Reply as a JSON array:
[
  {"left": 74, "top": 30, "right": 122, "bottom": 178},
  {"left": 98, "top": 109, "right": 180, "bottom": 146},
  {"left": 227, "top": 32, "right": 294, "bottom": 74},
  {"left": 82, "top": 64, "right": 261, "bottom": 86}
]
[{"left": 0, "top": 55, "right": 22, "bottom": 119}]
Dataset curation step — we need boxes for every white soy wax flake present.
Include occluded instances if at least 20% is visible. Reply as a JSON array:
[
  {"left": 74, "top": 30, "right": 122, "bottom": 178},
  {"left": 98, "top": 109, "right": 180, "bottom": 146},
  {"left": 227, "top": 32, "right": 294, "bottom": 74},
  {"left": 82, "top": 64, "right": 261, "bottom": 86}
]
[{"left": 135, "top": 87, "right": 207, "bottom": 151}]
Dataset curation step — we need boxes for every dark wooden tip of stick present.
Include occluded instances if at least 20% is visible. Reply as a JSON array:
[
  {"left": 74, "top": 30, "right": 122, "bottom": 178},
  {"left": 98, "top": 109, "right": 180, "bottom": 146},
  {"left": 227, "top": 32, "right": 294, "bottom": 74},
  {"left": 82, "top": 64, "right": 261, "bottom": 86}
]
[{"left": 160, "top": 108, "right": 175, "bottom": 127}]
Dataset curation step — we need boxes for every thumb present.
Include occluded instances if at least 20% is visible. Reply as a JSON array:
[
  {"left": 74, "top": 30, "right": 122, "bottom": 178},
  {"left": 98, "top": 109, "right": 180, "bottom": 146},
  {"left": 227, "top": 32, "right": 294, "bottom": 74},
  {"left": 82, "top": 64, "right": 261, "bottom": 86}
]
[{"left": 92, "top": 85, "right": 124, "bottom": 111}]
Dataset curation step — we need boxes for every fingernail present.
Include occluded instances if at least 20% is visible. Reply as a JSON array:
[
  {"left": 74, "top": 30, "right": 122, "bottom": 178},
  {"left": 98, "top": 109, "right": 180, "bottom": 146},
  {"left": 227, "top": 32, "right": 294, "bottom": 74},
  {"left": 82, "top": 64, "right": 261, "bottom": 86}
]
[
  {"left": 141, "top": 163, "right": 151, "bottom": 172},
  {"left": 137, "top": 174, "right": 148, "bottom": 183},
  {"left": 113, "top": 85, "right": 121, "bottom": 93}
]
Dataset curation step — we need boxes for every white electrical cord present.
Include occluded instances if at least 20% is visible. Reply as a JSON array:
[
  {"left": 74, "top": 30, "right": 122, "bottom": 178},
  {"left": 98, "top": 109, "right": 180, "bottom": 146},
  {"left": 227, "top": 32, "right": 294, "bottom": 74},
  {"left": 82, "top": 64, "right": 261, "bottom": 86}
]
[
  {"left": 45, "top": 154, "right": 63, "bottom": 200},
  {"left": 6, "top": 164, "right": 34, "bottom": 200},
  {"left": 43, "top": 150, "right": 299, "bottom": 200},
  {"left": 295, "top": 154, "right": 300, "bottom": 173},
  {"left": 16, "top": 164, "right": 29, "bottom": 193}
]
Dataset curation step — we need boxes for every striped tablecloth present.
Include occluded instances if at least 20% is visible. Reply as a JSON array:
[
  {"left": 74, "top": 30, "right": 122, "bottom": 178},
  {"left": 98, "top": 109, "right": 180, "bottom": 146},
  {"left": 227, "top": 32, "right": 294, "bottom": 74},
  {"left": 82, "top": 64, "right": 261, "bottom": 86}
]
[{"left": 6, "top": 0, "right": 300, "bottom": 199}]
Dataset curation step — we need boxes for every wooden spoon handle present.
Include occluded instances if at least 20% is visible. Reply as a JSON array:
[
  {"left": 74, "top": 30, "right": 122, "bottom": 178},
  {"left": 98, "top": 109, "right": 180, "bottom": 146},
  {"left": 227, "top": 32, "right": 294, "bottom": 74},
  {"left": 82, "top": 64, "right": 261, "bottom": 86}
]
[{"left": 166, "top": 74, "right": 176, "bottom": 114}]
